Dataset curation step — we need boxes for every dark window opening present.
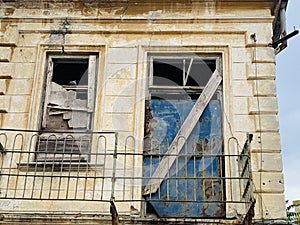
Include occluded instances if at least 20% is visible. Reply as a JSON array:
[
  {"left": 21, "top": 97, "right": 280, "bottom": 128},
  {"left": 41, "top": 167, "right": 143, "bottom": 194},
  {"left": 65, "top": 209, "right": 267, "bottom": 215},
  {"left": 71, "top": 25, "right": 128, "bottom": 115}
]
[
  {"left": 52, "top": 59, "right": 89, "bottom": 86},
  {"left": 153, "top": 58, "right": 216, "bottom": 88},
  {"left": 153, "top": 59, "right": 183, "bottom": 86}
]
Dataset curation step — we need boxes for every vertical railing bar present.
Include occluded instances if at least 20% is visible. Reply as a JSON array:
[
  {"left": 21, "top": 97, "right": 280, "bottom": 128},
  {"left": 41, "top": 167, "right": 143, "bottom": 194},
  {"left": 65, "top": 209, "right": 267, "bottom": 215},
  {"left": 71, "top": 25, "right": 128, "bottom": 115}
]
[
  {"left": 14, "top": 134, "right": 24, "bottom": 198},
  {"left": 193, "top": 139, "right": 196, "bottom": 201},
  {"left": 31, "top": 135, "right": 41, "bottom": 199},
  {"left": 157, "top": 138, "right": 163, "bottom": 200},
  {"left": 56, "top": 148, "right": 64, "bottom": 199},
  {"left": 5, "top": 133, "right": 20, "bottom": 198},
  {"left": 166, "top": 139, "right": 170, "bottom": 201},
  {"left": 184, "top": 137, "right": 188, "bottom": 202},
  {"left": 220, "top": 153, "right": 224, "bottom": 202},
  {"left": 91, "top": 149, "right": 96, "bottom": 201},
  {"left": 175, "top": 138, "right": 179, "bottom": 201},
  {"left": 4, "top": 148, "right": 12, "bottom": 198},
  {"left": 123, "top": 139, "right": 127, "bottom": 200},
  {"left": 48, "top": 135, "right": 58, "bottom": 199},
  {"left": 100, "top": 136, "right": 107, "bottom": 201},
  {"left": 246, "top": 133, "right": 254, "bottom": 208},
  {"left": 57, "top": 135, "right": 66, "bottom": 200},
  {"left": 149, "top": 138, "right": 153, "bottom": 200},
  {"left": 75, "top": 139, "right": 82, "bottom": 201},
  {"left": 65, "top": 135, "right": 73, "bottom": 200},
  {"left": 0, "top": 134, "right": 7, "bottom": 197},
  {"left": 13, "top": 134, "right": 24, "bottom": 198},
  {"left": 110, "top": 133, "right": 118, "bottom": 201},
  {"left": 228, "top": 137, "right": 235, "bottom": 204},
  {"left": 202, "top": 139, "right": 205, "bottom": 203},
  {"left": 83, "top": 138, "right": 89, "bottom": 200},
  {"left": 131, "top": 137, "right": 136, "bottom": 202},
  {"left": 91, "top": 135, "right": 100, "bottom": 201},
  {"left": 211, "top": 136, "right": 214, "bottom": 198},
  {"left": 39, "top": 135, "right": 54, "bottom": 199},
  {"left": 23, "top": 134, "right": 34, "bottom": 198}
]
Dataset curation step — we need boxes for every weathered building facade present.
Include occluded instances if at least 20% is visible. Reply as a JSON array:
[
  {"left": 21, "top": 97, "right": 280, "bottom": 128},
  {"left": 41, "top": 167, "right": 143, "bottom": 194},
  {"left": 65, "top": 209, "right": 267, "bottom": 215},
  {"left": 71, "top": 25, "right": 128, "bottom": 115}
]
[{"left": 0, "top": 0, "right": 288, "bottom": 224}]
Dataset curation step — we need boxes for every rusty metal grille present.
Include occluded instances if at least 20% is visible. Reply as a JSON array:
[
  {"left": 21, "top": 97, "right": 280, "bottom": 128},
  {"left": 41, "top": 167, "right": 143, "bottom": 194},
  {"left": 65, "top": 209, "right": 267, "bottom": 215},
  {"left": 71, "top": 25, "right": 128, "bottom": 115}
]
[{"left": 0, "top": 129, "right": 254, "bottom": 219}]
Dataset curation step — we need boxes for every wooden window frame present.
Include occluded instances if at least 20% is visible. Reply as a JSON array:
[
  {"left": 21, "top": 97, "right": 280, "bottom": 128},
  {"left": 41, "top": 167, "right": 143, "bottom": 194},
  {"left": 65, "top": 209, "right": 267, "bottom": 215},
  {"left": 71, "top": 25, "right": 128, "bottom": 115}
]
[{"left": 37, "top": 54, "right": 97, "bottom": 162}]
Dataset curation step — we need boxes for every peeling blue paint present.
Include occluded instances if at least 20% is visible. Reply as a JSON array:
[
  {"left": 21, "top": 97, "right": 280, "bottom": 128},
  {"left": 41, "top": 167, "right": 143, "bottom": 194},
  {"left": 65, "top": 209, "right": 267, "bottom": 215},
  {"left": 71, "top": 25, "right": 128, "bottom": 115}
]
[{"left": 143, "top": 99, "right": 224, "bottom": 218}]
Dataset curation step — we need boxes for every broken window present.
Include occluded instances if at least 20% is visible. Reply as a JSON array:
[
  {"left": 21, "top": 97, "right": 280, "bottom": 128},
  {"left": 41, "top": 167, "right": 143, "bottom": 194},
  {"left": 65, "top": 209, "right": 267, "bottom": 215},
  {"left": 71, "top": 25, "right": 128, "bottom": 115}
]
[
  {"left": 143, "top": 54, "right": 224, "bottom": 218},
  {"left": 36, "top": 55, "right": 97, "bottom": 162}
]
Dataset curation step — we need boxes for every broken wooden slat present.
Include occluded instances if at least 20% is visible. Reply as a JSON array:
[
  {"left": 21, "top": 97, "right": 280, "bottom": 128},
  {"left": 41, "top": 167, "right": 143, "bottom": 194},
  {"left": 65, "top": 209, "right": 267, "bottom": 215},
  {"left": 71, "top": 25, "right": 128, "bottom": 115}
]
[
  {"left": 50, "top": 82, "right": 76, "bottom": 107},
  {"left": 49, "top": 111, "right": 65, "bottom": 116},
  {"left": 47, "top": 105, "right": 88, "bottom": 112},
  {"left": 68, "top": 111, "right": 88, "bottom": 128},
  {"left": 143, "top": 70, "right": 222, "bottom": 195}
]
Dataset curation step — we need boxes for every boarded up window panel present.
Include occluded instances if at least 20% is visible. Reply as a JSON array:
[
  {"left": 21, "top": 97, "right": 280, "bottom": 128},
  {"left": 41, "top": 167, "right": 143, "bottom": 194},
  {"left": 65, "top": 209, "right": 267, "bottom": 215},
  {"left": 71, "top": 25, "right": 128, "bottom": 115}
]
[{"left": 143, "top": 55, "right": 224, "bottom": 218}]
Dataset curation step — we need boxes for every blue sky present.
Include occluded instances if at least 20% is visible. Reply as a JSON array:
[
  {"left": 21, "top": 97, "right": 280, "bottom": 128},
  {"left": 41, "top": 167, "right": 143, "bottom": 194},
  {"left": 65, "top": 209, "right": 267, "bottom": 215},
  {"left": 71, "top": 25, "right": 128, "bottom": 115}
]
[{"left": 276, "top": 0, "right": 300, "bottom": 202}]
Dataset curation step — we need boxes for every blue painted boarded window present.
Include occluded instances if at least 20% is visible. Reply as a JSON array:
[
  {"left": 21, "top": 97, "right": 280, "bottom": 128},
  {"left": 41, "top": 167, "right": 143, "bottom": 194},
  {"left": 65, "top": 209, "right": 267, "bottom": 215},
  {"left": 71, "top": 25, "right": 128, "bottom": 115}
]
[{"left": 143, "top": 55, "right": 224, "bottom": 218}]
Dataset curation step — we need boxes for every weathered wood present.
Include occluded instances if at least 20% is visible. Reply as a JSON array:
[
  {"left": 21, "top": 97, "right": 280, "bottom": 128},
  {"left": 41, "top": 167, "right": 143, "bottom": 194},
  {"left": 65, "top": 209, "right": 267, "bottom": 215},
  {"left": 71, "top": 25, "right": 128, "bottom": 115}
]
[
  {"left": 49, "top": 110, "right": 65, "bottom": 115},
  {"left": 72, "top": 99, "right": 87, "bottom": 108},
  {"left": 45, "top": 114, "right": 69, "bottom": 130},
  {"left": 88, "top": 55, "right": 96, "bottom": 112},
  {"left": 68, "top": 111, "right": 88, "bottom": 128},
  {"left": 63, "top": 111, "right": 72, "bottom": 120},
  {"left": 42, "top": 58, "right": 53, "bottom": 128},
  {"left": 143, "top": 70, "right": 222, "bottom": 195},
  {"left": 47, "top": 105, "right": 87, "bottom": 112},
  {"left": 49, "top": 82, "right": 76, "bottom": 107}
]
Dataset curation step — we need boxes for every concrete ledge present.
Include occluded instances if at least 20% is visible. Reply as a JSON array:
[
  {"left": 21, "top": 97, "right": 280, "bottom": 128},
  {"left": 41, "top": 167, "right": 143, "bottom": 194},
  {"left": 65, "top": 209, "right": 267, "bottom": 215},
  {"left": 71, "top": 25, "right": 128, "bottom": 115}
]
[{"left": 0, "top": 47, "right": 12, "bottom": 62}]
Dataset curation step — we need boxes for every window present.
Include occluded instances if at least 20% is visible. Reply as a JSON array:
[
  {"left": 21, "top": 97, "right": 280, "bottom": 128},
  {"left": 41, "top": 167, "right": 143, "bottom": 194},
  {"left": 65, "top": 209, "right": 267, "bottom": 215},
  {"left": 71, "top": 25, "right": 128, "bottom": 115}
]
[
  {"left": 143, "top": 54, "right": 224, "bottom": 218},
  {"left": 36, "top": 55, "right": 97, "bottom": 161}
]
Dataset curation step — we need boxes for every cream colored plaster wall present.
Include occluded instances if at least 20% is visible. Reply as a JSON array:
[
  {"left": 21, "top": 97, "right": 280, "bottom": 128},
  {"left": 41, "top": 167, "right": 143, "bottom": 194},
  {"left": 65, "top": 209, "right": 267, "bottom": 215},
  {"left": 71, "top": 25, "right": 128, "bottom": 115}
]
[{"left": 0, "top": 1, "right": 286, "bottom": 223}]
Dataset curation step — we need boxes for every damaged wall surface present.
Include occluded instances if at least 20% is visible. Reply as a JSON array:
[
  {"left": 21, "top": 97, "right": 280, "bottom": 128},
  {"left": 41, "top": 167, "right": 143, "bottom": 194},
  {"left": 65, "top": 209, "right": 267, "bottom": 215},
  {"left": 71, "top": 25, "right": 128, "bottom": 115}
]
[{"left": 0, "top": 0, "right": 287, "bottom": 224}]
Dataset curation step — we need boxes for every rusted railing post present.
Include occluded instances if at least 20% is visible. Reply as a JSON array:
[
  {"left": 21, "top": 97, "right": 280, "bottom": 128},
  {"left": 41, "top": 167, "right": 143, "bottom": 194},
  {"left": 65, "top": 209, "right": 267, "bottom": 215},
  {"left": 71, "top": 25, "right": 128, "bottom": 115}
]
[{"left": 110, "top": 133, "right": 119, "bottom": 225}]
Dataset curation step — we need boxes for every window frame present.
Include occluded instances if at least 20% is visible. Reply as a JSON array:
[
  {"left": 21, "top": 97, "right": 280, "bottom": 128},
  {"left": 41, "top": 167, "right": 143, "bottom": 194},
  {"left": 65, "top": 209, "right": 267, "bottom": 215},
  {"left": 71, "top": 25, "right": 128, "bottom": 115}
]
[
  {"left": 37, "top": 54, "right": 98, "bottom": 162},
  {"left": 147, "top": 53, "right": 222, "bottom": 100},
  {"left": 41, "top": 54, "right": 97, "bottom": 131},
  {"left": 143, "top": 53, "right": 225, "bottom": 217}
]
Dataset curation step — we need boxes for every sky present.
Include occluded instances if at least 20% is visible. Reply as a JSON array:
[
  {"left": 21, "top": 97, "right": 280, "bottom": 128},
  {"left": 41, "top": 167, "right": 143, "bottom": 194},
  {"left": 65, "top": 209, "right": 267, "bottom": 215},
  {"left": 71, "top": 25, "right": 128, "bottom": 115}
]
[{"left": 276, "top": 0, "right": 300, "bottom": 202}]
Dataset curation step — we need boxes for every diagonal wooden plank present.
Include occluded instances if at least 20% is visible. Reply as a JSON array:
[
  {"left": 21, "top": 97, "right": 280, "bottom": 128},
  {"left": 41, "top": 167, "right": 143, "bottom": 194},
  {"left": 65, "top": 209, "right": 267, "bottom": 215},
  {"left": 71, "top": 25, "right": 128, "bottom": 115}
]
[{"left": 143, "top": 70, "right": 222, "bottom": 195}]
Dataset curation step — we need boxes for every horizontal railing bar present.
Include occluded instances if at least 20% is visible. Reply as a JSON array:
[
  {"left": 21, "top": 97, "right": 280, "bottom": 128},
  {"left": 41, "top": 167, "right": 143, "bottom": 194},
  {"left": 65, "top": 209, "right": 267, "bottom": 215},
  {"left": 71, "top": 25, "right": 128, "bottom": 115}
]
[
  {"left": 0, "top": 173, "right": 251, "bottom": 180},
  {"left": 0, "top": 196, "right": 252, "bottom": 204},
  {"left": 1, "top": 150, "right": 249, "bottom": 158},
  {"left": 0, "top": 129, "right": 117, "bottom": 134}
]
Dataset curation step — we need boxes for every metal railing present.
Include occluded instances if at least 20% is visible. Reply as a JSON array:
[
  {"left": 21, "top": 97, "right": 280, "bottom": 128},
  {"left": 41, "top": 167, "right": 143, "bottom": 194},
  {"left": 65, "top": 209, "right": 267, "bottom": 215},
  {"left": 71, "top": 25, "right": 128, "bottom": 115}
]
[
  {"left": 0, "top": 129, "right": 254, "bottom": 220},
  {"left": 0, "top": 129, "right": 119, "bottom": 202}
]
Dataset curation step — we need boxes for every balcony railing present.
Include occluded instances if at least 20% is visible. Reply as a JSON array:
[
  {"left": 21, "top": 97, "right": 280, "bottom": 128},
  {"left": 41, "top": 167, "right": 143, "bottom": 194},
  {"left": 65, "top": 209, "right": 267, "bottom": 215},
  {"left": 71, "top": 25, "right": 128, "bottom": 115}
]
[{"left": 0, "top": 129, "right": 254, "bottom": 222}]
